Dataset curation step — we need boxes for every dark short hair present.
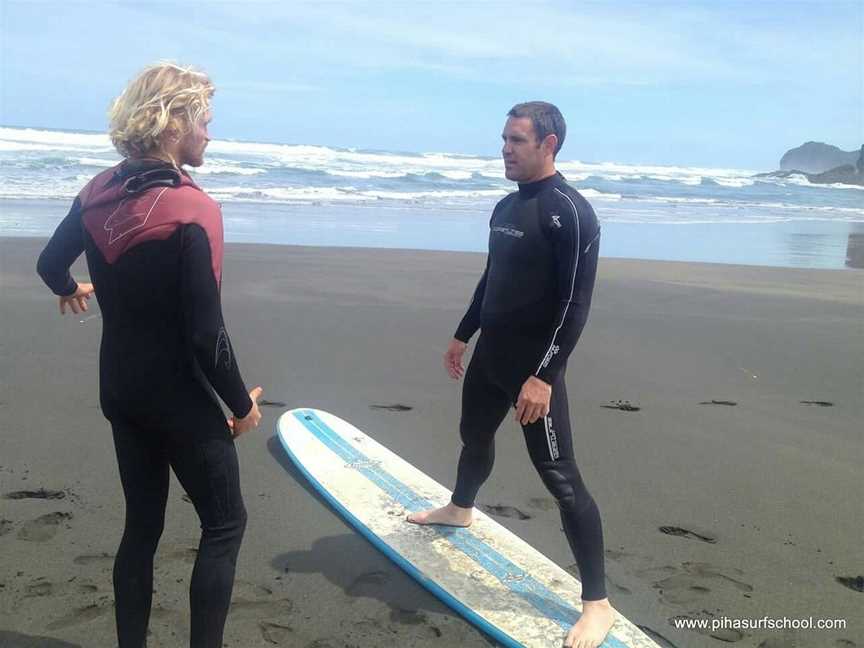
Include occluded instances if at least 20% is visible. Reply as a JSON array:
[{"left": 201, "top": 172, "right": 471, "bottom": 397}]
[{"left": 507, "top": 101, "right": 566, "bottom": 157}]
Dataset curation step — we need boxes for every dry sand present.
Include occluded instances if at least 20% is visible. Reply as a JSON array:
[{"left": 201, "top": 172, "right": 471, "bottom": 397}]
[{"left": 0, "top": 238, "right": 861, "bottom": 648}]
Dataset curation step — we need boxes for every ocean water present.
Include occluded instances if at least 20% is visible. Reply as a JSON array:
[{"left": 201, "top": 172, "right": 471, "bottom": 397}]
[{"left": 2, "top": 126, "right": 862, "bottom": 269}]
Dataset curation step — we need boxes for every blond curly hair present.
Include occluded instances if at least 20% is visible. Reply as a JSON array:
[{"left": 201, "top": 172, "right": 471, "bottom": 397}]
[{"left": 109, "top": 62, "right": 214, "bottom": 158}]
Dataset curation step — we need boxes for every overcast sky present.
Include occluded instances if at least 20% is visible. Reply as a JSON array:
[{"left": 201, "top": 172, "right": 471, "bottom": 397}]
[{"left": 1, "top": 1, "right": 861, "bottom": 169}]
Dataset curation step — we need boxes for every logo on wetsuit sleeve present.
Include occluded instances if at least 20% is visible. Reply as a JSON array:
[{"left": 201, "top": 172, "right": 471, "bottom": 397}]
[
  {"left": 215, "top": 327, "right": 233, "bottom": 370},
  {"left": 550, "top": 213, "right": 562, "bottom": 228},
  {"left": 545, "top": 416, "right": 560, "bottom": 461},
  {"left": 541, "top": 344, "right": 560, "bottom": 368},
  {"left": 491, "top": 225, "right": 524, "bottom": 238}
]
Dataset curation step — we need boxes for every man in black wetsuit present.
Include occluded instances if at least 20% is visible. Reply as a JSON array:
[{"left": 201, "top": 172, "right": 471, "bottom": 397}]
[
  {"left": 407, "top": 102, "right": 614, "bottom": 648},
  {"left": 37, "top": 63, "right": 262, "bottom": 648}
]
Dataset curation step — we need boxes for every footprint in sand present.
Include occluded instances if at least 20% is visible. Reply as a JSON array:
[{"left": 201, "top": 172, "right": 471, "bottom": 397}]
[
  {"left": 370, "top": 403, "right": 413, "bottom": 412},
  {"left": 637, "top": 624, "right": 679, "bottom": 648},
  {"left": 601, "top": 400, "right": 641, "bottom": 412},
  {"left": 653, "top": 562, "right": 752, "bottom": 606},
  {"left": 23, "top": 579, "right": 98, "bottom": 598},
  {"left": 346, "top": 570, "right": 391, "bottom": 596},
  {"left": 698, "top": 400, "right": 737, "bottom": 406},
  {"left": 835, "top": 575, "right": 863, "bottom": 592},
  {"left": 635, "top": 565, "right": 679, "bottom": 580},
  {"left": 73, "top": 552, "right": 115, "bottom": 567},
  {"left": 390, "top": 613, "right": 443, "bottom": 640},
  {"left": 149, "top": 605, "right": 184, "bottom": 625},
  {"left": 259, "top": 399, "right": 288, "bottom": 408},
  {"left": 605, "top": 547, "right": 636, "bottom": 561},
  {"left": 479, "top": 504, "right": 532, "bottom": 520},
  {"left": 606, "top": 577, "right": 632, "bottom": 595},
  {"left": 230, "top": 598, "right": 294, "bottom": 615},
  {"left": 389, "top": 607, "right": 428, "bottom": 626},
  {"left": 755, "top": 634, "right": 846, "bottom": 648},
  {"left": 0, "top": 631, "right": 81, "bottom": 648},
  {"left": 0, "top": 519, "right": 14, "bottom": 537},
  {"left": 659, "top": 525, "right": 718, "bottom": 544},
  {"left": 75, "top": 548, "right": 198, "bottom": 568},
  {"left": 17, "top": 512, "right": 73, "bottom": 542},
  {"left": 154, "top": 544, "right": 199, "bottom": 564},
  {"left": 4, "top": 488, "right": 67, "bottom": 500},
  {"left": 227, "top": 580, "right": 294, "bottom": 644},
  {"left": 46, "top": 602, "right": 113, "bottom": 630},
  {"left": 343, "top": 617, "right": 443, "bottom": 645},
  {"left": 259, "top": 620, "right": 293, "bottom": 644},
  {"left": 526, "top": 497, "right": 558, "bottom": 511}
]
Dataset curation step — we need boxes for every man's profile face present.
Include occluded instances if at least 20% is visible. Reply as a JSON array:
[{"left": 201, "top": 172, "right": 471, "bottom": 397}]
[
  {"left": 177, "top": 110, "right": 211, "bottom": 168},
  {"left": 501, "top": 116, "right": 547, "bottom": 183}
]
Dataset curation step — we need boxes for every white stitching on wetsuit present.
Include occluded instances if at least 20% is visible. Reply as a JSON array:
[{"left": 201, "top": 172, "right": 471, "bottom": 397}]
[{"left": 536, "top": 188, "right": 580, "bottom": 374}]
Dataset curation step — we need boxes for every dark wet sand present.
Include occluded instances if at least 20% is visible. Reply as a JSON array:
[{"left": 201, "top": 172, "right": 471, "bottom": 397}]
[{"left": 0, "top": 237, "right": 861, "bottom": 647}]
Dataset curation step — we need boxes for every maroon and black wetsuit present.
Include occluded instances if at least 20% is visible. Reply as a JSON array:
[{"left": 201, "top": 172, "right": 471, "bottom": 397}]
[{"left": 38, "top": 159, "right": 249, "bottom": 648}]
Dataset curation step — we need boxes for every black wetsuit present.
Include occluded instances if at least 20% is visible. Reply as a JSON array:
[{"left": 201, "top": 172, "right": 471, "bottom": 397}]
[
  {"left": 452, "top": 171, "right": 606, "bottom": 600},
  {"left": 37, "top": 159, "right": 250, "bottom": 648}
]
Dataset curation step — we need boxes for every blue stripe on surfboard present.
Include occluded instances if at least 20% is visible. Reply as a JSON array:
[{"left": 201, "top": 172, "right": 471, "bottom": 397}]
[
  {"left": 290, "top": 409, "right": 629, "bottom": 648},
  {"left": 297, "top": 410, "right": 534, "bottom": 587}
]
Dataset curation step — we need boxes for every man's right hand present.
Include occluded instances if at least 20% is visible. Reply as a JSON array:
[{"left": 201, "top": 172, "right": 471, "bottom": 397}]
[
  {"left": 443, "top": 338, "right": 468, "bottom": 380},
  {"left": 59, "top": 282, "right": 95, "bottom": 315},
  {"left": 229, "top": 386, "right": 263, "bottom": 438}
]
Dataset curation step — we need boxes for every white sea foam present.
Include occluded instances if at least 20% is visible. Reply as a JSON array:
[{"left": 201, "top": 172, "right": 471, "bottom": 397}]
[
  {"left": 324, "top": 169, "right": 409, "bottom": 179},
  {"left": 357, "top": 189, "right": 506, "bottom": 201},
  {"left": 0, "top": 140, "right": 102, "bottom": 153},
  {"left": 0, "top": 184, "right": 78, "bottom": 199},
  {"left": 0, "top": 126, "right": 824, "bottom": 192},
  {"left": 823, "top": 182, "right": 864, "bottom": 190},
  {"left": 579, "top": 189, "right": 622, "bottom": 201},
  {"left": 646, "top": 196, "right": 720, "bottom": 205},
  {"left": 205, "top": 138, "right": 504, "bottom": 179},
  {"left": 206, "top": 185, "right": 506, "bottom": 204},
  {"left": 208, "top": 186, "right": 378, "bottom": 203},
  {"left": 712, "top": 177, "right": 755, "bottom": 188},
  {"left": 76, "top": 157, "right": 117, "bottom": 168},
  {"left": 193, "top": 160, "right": 265, "bottom": 176},
  {"left": 0, "top": 127, "right": 110, "bottom": 147},
  {"left": 1, "top": 126, "right": 859, "bottom": 224},
  {"left": 556, "top": 159, "right": 764, "bottom": 189}
]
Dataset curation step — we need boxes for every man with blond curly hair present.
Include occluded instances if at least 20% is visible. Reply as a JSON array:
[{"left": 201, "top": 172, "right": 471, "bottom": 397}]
[{"left": 37, "top": 62, "right": 262, "bottom": 648}]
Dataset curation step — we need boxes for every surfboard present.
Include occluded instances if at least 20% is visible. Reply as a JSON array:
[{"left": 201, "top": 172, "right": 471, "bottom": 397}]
[{"left": 277, "top": 408, "right": 660, "bottom": 648}]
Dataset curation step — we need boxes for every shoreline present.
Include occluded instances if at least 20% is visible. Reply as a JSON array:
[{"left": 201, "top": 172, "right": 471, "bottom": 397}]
[
  {"left": 3, "top": 199, "right": 864, "bottom": 270},
  {"left": 1, "top": 237, "right": 861, "bottom": 647}
]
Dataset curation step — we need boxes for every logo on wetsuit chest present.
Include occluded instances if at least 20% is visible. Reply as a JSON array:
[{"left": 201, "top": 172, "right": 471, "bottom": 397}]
[
  {"left": 491, "top": 225, "right": 524, "bottom": 238},
  {"left": 550, "top": 213, "right": 562, "bottom": 228}
]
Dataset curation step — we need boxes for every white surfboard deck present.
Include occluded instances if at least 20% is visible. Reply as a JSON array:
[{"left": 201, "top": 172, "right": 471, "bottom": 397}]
[{"left": 277, "top": 408, "right": 659, "bottom": 648}]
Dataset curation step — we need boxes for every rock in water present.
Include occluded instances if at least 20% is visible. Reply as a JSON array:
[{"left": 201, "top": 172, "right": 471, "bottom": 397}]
[{"left": 780, "top": 141, "right": 859, "bottom": 173}]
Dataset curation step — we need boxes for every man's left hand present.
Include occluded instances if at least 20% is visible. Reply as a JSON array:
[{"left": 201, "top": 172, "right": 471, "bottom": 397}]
[{"left": 515, "top": 376, "right": 552, "bottom": 425}]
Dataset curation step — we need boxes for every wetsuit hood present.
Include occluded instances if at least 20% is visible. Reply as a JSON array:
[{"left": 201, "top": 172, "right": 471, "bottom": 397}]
[{"left": 79, "top": 159, "right": 199, "bottom": 212}]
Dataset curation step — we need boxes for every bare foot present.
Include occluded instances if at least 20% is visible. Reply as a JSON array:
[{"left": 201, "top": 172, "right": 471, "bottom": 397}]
[
  {"left": 406, "top": 502, "right": 473, "bottom": 527},
  {"left": 564, "top": 599, "right": 616, "bottom": 648}
]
